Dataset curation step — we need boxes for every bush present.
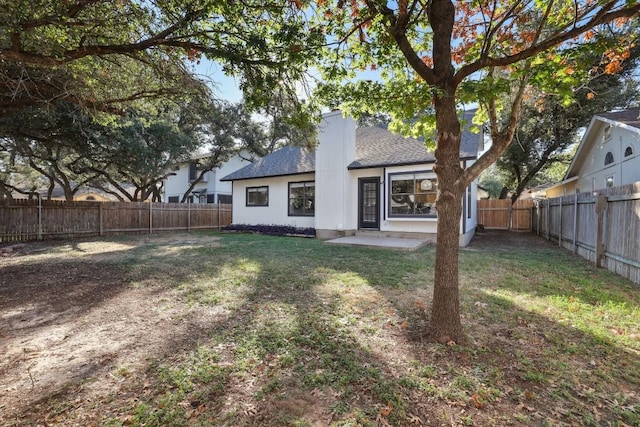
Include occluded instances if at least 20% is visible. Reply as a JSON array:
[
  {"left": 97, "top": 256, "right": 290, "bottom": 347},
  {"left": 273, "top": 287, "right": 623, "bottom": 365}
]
[{"left": 222, "top": 224, "right": 315, "bottom": 237}]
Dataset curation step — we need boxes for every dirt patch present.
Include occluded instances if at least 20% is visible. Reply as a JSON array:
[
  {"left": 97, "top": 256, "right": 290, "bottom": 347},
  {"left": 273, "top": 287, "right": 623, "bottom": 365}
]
[
  {"left": 467, "top": 229, "right": 556, "bottom": 251},
  {"left": 0, "top": 236, "right": 228, "bottom": 425}
]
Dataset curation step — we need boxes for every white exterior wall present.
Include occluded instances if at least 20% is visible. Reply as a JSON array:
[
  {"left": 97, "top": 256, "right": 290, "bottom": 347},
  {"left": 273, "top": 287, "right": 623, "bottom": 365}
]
[
  {"left": 575, "top": 123, "right": 640, "bottom": 193},
  {"left": 163, "top": 153, "right": 252, "bottom": 203},
  {"left": 315, "top": 111, "right": 357, "bottom": 236},
  {"left": 231, "top": 174, "right": 316, "bottom": 229}
]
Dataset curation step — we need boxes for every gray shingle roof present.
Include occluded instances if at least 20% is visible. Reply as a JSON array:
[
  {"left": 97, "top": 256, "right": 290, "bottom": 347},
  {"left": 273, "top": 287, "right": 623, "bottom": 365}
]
[
  {"left": 596, "top": 109, "right": 640, "bottom": 130},
  {"left": 220, "top": 145, "right": 315, "bottom": 181},
  {"left": 221, "top": 111, "right": 481, "bottom": 181}
]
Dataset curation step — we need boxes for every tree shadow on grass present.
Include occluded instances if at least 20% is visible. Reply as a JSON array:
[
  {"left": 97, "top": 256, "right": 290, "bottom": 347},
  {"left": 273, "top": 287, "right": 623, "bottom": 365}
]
[{"left": 4, "top": 231, "right": 639, "bottom": 426}]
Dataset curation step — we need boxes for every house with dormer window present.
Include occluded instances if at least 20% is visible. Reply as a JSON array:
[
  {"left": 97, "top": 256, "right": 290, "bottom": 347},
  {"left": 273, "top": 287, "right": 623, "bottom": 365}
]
[{"left": 545, "top": 109, "right": 640, "bottom": 198}]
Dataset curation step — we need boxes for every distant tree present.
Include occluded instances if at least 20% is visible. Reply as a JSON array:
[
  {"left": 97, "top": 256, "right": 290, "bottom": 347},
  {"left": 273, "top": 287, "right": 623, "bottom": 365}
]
[
  {"left": 244, "top": 89, "right": 318, "bottom": 156},
  {"left": 0, "top": 103, "right": 107, "bottom": 201},
  {"left": 478, "top": 168, "right": 506, "bottom": 200},
  {"left": 178, "top": 101, "right": 244, "bottom": 202},
  {"left": 356, "top": 113, "right": 392, "bottom": 128}
]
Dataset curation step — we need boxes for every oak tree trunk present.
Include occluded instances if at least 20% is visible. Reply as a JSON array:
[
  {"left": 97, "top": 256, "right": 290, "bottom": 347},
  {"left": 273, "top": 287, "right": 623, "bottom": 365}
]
[{"left": 430, "top": 97, "right": 467, "bottom": 344}]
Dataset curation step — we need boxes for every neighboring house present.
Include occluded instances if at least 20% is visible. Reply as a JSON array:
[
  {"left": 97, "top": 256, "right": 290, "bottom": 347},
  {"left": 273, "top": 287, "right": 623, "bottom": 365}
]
[
  {"left": 163, "top": 152, "right": 253, "bottom": 204},
  {"left": 221, "top": 110, "right": 483, "bottom": 246},
  {"left": 546, "top": 109, "right": 640, "bottom": 198},
  {"left": 477, "top": 185, "right": 490, "bottom": 200}
]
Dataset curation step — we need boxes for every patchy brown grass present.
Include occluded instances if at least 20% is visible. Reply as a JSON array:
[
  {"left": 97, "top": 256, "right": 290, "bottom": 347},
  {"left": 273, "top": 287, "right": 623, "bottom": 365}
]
[{"left": 0, "top": 231, "right": 638, "bottom": 426}]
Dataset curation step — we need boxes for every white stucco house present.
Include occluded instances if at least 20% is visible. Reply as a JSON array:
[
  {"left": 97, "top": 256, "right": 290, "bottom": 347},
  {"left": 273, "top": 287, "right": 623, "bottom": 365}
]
[
  {"left": 545, "top": 109, "right": 640, "bottom": 198},
  {"left": 221, "top": 110, "right": 483, "bottom": 246},
  {"left": 163, "top": 152, "right": 253, "bottom": 204}
]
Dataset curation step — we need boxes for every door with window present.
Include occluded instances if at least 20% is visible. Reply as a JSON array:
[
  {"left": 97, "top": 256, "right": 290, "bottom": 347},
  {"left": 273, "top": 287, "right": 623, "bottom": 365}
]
[{"left": 358, "top": 177, "right": 380, "bottom": 229}]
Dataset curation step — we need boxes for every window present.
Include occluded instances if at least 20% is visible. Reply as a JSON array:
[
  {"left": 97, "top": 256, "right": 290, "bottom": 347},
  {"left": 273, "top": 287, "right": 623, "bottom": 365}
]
[
  {"left": 625, "top": 146, "right": 633, "bottom": 157},
  {"left": 188, "top": 162, "right": 207, "bottom": 182},
  {"left": 604, "top": 151, "right": 614, "bottom": 166},
  {"left": 168, "top": 196, "right": 179, "bottom": 203},
  {"left": 246, "top": 186, "right": 268, "bottom": 206},
  {"left": 288, "top": 181, "right": 315, "bottom": 216},
  {"left": 467, "top": 186, "right": 472, "bottom": 219},
  {"left": 218, "top": 194, "right": 232, "bottom": 204},
  {"left": 389, "top": 172, "right": 437, "bottom": 217},
  {"left": 206, "top": 194, "right": 215, "bottom": 203},
  {"left": 188, "top": 162, "right": 198, "bottom": 181},
  {"left": 605, "top": 175, "right": 614, "bottom": 188},
  {"left": 603, "top": 125, "right": 612, "bottom": 142}
]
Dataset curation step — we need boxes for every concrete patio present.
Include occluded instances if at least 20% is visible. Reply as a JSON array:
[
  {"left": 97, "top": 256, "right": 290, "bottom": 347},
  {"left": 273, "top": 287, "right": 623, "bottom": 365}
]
[{"left": 324, "top": 235, "right": 430, "bottom": 251}]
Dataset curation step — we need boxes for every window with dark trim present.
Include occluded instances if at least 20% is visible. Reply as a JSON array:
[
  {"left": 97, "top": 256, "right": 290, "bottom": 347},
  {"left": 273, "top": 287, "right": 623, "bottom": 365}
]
[
  {"left": 188, "top": 162, "right": 198, "bottom": 181},
  {"left": 246, "top": 186, "right": 268, "bottom": 206},
  {"left": 604, "top": 151, "right": 614, "bottom": 166},
  {"left": 288, "top": 181, "right": 315, "bottom": 216},
  {"left": 388, "top": 171, "right": 437, "bottom": 217},
  {"left": 168, "top": 196, "right": 179, "bottom": 203},
  {"left": 206, "top": 194, "right": 215, "bottom": 203},
  {"left": 625, "top": 146, "right": 633, "bottom": 157},
  {"left": 218, "top": 194, "right": 232, "bottom": 204}
]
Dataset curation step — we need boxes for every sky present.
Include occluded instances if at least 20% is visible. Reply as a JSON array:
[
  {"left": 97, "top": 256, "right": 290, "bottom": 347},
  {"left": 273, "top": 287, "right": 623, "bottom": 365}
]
[{"left": 193, "top": 60, "right": 243, "bottom": 103}]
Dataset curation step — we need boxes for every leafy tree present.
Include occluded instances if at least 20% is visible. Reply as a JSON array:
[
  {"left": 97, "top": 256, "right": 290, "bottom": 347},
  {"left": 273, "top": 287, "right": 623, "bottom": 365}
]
[
  {"left": 313, "top": 1, "right": 640, "bottom": 343},
  {"left": 0, "top": 1, "right": 322, "bottom": 119},
  {"left": 0, "top": 102, "right": 107, "bottom": 201},
  {"left": 177, "top": 101, "right": 245, "bottom": 202},
  {"left": 497, "top": 33, "right": 640, "bottom": 202},
  {"left": 478, "top": 167, "right": 506, "bottom": 200}
]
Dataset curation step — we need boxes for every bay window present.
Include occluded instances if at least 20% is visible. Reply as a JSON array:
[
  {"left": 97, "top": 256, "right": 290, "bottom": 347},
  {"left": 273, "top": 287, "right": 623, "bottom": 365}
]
[{"left": 389, "top": 172, "right": 437, "bottom": 217}]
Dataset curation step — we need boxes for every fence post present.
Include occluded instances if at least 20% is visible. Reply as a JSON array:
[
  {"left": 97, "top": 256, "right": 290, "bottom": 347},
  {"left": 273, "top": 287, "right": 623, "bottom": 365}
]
[
  {"left": 149, "top": 201, "right": 153, "bottom": 234},
  {"left": 558, "top": 196, "right": 563, "bottom": 247},
  {"left": 37, "top": 195, "right": 42, "bottom": 240},
  {"left": 188, "top": 201, "right": 191, "bottom": 231},
  {"left": 572, "top": 194, "right": 578, "bottom": 254},
  {"left": 545, "top": 200, "right": 550, "bottom": 240},
  {"left": 595, "top": 194, "right": 607, "bottom": 268},
  {"left": 217, "top": 203, "right": 221, "bottom": 229},
  {"left": 99, "top": 203, "right": 104, "bottom": 236},
  {"left": 536, "top": 201, "right": 541, "bottom": 236},
  {"left": 508, "top": 203, "right": 513, "bottom": 231}
]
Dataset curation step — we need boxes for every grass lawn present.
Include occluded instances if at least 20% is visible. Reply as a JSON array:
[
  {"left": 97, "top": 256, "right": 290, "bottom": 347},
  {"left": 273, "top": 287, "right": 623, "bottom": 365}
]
[{"left": 1, "top": 231, "right": 638, "bottom": 426}]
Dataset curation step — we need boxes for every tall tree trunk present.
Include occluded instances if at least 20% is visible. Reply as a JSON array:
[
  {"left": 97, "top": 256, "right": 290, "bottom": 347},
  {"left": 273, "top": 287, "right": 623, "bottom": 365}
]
[{"left": 430, "top": 96, "right": 467, "bottom": 344}]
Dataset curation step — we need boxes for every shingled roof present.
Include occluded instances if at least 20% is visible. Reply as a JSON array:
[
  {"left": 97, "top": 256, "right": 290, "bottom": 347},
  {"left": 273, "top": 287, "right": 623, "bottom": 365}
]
[
  {"left": 221, "top": 112, "right": 482, "bottom": 181},
  {"left": 595, "top": 109, "right": 640, "bottom": 130},
  {"left": 221, "top": 145, "right": 315, "bottom": 181}
]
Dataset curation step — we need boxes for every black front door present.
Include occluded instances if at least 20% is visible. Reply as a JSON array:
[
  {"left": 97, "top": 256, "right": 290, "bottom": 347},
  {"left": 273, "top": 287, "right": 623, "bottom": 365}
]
[{"left": 359, "top": 177, "right": 380, "bottom": 229}]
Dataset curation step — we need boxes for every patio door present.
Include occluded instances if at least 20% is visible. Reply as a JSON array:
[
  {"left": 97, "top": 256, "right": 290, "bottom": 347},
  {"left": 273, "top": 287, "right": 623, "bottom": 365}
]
[{"left": 358, "top": 177, "right": 380, "bottom": 230}]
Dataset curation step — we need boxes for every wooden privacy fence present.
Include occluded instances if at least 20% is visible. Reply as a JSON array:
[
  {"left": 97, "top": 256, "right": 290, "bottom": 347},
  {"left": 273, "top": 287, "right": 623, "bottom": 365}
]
[
  {"left": 533, "top": 182, "right": 640, "bottom": 285},
  {"left": 0, "top": 199, "right": 232, "bottom": 243},
  {"left": 477, "top": 199, "right": 535, "bottom": 231}
]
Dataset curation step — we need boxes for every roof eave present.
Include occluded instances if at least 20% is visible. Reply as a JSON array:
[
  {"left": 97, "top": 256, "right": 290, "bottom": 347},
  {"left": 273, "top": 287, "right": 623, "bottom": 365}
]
[
  {"left": 347, "top": 154, "right": 476, "bottom": 170},
  {"left": 221, "top": 170, "right": 316, "bottom": 182}
]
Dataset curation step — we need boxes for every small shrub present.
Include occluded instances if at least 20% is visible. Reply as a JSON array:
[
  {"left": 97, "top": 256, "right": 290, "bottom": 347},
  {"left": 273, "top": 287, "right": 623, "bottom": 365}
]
[{"left": 222, "top": 224, "right": 316, "bottom": 237}]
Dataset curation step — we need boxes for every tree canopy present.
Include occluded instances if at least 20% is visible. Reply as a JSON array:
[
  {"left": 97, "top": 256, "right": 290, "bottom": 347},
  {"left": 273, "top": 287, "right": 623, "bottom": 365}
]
[{"left": 1, "top": 1, "right": 322, "bottom": 117}]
